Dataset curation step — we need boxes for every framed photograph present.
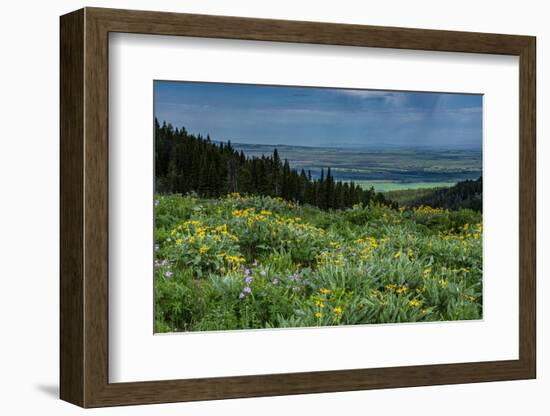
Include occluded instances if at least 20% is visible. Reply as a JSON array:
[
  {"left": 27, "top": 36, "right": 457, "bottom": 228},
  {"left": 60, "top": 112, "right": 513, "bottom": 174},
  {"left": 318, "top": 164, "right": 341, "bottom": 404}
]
[{"left": 60, "top": 7, "right": 536, "bottom": 408}]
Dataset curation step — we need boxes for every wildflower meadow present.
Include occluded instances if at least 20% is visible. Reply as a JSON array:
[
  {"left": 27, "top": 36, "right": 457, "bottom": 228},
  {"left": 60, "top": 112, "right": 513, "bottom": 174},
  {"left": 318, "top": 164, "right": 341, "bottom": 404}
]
[{"left": 154, "top": 193, "right": 482, "bottom": 332}]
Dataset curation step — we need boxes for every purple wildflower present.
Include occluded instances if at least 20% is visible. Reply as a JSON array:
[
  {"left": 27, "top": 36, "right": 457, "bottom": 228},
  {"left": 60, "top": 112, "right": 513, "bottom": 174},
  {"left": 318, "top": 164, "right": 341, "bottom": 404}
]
[
  {"left": 289, "top": 273, "right": 300, "bottom": 282},
  {"left": 164, "top": 270, "right": 173, "bottom": 278},
  {"left": 245, "top": 276, "right": 253, "bottom": 284},
  {"left": 244, "top": 268, "right": 251, "bottom": 276},
  {"left": 243, "top": 286, "right": 252, "bottom": 294},
  {"left": 239, "top": 292, "right": 245, "bottom": 300},
  {"left": 252, "top": 261, "right": 258, "bottom": 267}
]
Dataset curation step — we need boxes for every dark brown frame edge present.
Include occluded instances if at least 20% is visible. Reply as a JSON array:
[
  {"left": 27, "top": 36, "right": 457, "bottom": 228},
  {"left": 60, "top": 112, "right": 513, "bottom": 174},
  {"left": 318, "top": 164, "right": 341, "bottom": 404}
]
[{"left": 60, "top": 7, "right": 536, "bottom": 408}]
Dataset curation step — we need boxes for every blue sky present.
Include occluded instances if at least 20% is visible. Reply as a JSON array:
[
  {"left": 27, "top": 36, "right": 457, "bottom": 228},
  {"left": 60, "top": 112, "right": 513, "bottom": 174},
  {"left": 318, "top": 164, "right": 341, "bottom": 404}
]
[{"left": 154, "top": 81, "right": 482, "bottom": 150}]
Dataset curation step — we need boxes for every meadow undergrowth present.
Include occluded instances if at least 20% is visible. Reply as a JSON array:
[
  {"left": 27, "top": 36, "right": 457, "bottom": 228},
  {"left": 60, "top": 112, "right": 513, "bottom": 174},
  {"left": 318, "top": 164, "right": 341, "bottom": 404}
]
[{"left": 154, "top": 193, "right": 482, "bottom": 332}]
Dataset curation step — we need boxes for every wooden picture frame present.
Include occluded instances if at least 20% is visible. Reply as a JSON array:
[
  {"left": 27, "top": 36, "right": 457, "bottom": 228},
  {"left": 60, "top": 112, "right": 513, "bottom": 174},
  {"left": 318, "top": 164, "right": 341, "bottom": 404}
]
[{"left": 60, "top": 7, "right": 536, "bottom": 408}]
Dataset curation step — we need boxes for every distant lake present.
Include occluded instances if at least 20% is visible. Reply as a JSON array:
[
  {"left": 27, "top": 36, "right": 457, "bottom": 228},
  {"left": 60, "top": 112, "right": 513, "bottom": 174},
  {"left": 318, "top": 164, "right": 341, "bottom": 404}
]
[{"left": 231, "top": 142, "right": 482, "bottom": 192}]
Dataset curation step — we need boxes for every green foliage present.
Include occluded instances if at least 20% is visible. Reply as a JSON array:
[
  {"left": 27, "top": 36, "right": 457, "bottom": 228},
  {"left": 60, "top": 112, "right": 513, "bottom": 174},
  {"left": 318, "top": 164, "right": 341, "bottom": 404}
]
[
  {"left": 154, "top": 194, "right": 483, "bottom": 332},
  {"left": 407, "top": 177, "right": 483, "bottom": 212}
]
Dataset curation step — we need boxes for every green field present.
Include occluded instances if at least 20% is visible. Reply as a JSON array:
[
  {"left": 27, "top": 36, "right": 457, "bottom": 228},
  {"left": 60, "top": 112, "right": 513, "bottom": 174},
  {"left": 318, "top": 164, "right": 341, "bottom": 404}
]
[
  {"left": 355, "top": 180, "right": 455, "bottom": 192},
  {"left": 383, "top": 186, "right": 447, "bottom": 206},
  {"left": 155, "top": 193, "right": 482, "bottom": 332}
]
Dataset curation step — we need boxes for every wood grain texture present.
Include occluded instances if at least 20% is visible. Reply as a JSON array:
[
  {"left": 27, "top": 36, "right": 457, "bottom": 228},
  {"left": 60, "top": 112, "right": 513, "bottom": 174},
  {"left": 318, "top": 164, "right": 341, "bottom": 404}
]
[
  {"left": 88, "top": 7, "right": 532, "bottom": 54},
  {"left": 59, "top": 8, "right": 84, "bottom": 407},
  {"left": 83, "top": 10, "right": 110, "bottom": 407},
  {"left": 59, "top": 7, "right": 537, "bottom": 408},
  {"left": 518, "top": 38, "right": 537, "bottom": 376}
]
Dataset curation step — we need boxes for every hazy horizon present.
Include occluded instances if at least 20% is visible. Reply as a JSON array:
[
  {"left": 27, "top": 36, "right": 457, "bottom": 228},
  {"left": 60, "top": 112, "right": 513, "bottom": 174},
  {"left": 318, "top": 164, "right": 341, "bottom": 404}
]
[
  {"left": 154, "top": 80, "right": 483, "bottom": 151},
  {"left": 208, "top": 138, "right": 482, "bottom": 151}
]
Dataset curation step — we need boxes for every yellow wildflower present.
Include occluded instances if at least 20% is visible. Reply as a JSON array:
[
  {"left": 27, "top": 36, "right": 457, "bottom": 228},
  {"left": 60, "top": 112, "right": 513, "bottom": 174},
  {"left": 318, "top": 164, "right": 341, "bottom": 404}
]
[
  {"left": 408, "top": 298, "right": 422, "bottom": 307},
  {"left": 396, "top": 286, "right": 409, "bottom": 295}
]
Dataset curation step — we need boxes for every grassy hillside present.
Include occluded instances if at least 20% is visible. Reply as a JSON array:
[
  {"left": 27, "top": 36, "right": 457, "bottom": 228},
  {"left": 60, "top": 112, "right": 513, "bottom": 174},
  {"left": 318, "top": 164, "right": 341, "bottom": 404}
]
[
  {"left": 384, "top": 186, "right": 448, "bottom": 205},
  {"left": 155, "top": 193, "right": 482, "bottom": 332},
  {"left": 384, "top": 177, "right": 482, "bottom": 212},
  {"left": 408, "top": 177, "right": 482, "bottom": 212}
]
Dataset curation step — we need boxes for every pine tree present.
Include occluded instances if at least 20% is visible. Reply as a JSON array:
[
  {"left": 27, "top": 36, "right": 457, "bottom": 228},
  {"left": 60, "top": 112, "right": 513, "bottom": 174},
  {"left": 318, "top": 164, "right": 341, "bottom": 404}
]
[{"left": 275, "top": 149, "right": 282, "bottom": 195}]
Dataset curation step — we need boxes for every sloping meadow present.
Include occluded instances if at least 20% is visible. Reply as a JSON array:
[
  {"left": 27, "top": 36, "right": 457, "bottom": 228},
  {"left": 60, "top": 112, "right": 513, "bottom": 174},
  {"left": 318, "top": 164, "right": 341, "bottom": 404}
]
[{"left": 154, "top": 193, "right": 482, "bottom": 332}]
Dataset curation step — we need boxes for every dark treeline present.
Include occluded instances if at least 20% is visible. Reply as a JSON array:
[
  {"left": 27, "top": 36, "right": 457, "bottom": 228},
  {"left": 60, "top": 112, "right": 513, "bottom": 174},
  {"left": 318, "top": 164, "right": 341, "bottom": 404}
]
[
  {"left": 155, "top": 119, "right": 396, "bottom": 210},
  {"left": 411, "top": 177, "right": 483, "bottom": 212}
]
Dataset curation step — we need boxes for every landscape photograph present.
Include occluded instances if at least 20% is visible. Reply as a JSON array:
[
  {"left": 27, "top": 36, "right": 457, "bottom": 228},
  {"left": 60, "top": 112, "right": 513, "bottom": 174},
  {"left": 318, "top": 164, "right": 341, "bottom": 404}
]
[{"left": 153, "top": 81, "right": 483, "bottom": 333}]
